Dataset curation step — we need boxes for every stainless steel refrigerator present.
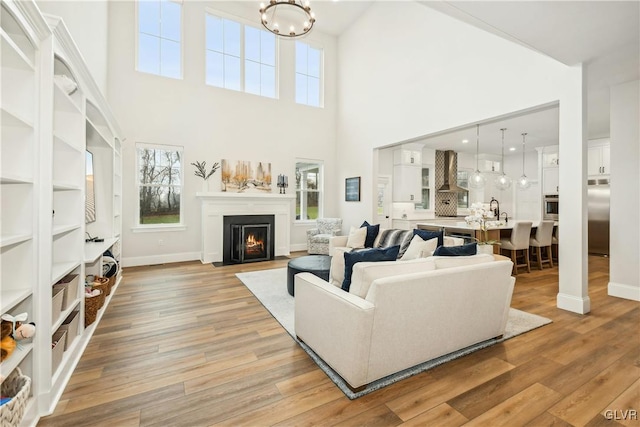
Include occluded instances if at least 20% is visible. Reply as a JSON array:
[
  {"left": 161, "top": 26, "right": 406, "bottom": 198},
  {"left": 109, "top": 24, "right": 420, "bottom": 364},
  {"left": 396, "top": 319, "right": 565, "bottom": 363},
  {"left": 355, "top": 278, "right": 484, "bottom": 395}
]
[{"left": 588, "top": 178, "right": 610, "bottom": 255}]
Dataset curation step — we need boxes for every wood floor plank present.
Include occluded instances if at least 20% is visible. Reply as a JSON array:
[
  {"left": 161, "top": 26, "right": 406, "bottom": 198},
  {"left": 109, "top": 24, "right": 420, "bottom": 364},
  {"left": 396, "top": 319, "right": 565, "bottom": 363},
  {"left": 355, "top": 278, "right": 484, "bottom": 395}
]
[
  {"left": 399, "top": 403, "right": 469, "bottom": 427},
  {"left": 599, "top": 378, "right": 640, "bottom": 427}
]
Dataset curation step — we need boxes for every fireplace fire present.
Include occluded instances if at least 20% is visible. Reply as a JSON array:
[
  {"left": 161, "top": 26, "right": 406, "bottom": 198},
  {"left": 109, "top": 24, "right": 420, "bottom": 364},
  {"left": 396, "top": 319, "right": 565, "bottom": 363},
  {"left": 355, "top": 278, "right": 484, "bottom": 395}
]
[{"left": 223, "top": 215, "right": 275, "bottom": 264}]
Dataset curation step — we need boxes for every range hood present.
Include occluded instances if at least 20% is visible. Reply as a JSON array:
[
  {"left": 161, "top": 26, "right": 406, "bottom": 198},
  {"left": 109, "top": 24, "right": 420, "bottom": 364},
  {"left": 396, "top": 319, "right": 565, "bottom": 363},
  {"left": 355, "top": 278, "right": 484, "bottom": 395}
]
[{"left": 437, "top": 150, "right": 467, "bottom": 193}]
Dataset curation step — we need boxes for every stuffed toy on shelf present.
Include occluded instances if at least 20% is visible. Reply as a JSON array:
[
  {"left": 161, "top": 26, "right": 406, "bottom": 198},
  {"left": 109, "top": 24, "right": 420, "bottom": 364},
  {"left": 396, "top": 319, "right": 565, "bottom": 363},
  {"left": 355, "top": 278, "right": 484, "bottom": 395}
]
[{"left": 0, "top": 313, "right": 36, "bottom": 362}]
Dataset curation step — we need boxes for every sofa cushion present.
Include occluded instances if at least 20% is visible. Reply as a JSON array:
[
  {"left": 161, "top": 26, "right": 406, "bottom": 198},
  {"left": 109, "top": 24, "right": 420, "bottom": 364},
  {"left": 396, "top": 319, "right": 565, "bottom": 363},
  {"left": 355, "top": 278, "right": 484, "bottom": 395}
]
[
  {"left": 350, "top": 257, "right": 436, "bottom": 298},
  {"left": 329, "top": 247, "right": 352, "bottom": 286},
  {"left": 427, "top": 253, "right": 494, "bottom": 269},
  {"left": 433, "top": 242, "right": 477, "bottom": 256},
  {"left": 413, "top": 229, "right": 444, "bottom": 247},
  {"left": 375, "top": 229, "right": 413, "bottom": 258},
  {"left": 342, "top": 246, "right": 400, "bottom": 292},
  {"left": 400, "top": 235, "right": 438, "bottom": 260},
  {"left": 346, "top": 226, "right": 367, "bottom": 249},
  {"left": 360, "top": 221, "right": 380, "bottom": 248}
]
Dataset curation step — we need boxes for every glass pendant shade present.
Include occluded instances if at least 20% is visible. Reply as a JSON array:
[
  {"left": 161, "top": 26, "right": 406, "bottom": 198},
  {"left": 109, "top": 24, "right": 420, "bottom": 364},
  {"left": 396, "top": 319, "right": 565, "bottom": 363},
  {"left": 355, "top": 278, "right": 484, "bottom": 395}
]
[
  {"left": 495, "top": 128, "right": 511, "bottom": 191},
  {"left": 517, "top": 132, "right": 530, "bottom": 190},
  {"left": 469, "top": 124, "right": 485, "bottom": 189}
]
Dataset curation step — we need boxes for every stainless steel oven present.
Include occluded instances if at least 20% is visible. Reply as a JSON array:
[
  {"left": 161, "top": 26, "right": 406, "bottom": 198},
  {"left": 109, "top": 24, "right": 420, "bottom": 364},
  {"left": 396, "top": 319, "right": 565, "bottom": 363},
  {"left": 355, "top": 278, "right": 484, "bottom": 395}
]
[{"left": 544, "top": 194, "right": 559, "bottom": 220}]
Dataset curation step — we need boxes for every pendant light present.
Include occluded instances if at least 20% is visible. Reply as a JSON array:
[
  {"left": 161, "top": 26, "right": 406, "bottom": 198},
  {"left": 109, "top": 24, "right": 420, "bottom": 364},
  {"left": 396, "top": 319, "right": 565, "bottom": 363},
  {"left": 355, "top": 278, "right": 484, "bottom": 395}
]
[
  {"left": 517, "top": 133, "right": 531, "bottom": 190},
  {"left": 494, "top": 128, "right": 512, "bottom": 190},
  {"left": 468, "top": 124, "right": 486, "bottom": 189}
]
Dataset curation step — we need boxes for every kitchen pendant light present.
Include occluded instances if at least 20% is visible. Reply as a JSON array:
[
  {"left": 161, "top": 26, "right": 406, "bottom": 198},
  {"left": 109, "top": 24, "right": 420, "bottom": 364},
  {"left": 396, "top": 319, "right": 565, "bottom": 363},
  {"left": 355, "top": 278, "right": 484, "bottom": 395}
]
[
  {"left": 494, "top": 128, "right": 512, "bottom": 191},
  {"left": 517, "top": 132, "right": 531, "bottom": 190},
  {"left": 468, "top": 124, "right": 486, "bottom": 189}
]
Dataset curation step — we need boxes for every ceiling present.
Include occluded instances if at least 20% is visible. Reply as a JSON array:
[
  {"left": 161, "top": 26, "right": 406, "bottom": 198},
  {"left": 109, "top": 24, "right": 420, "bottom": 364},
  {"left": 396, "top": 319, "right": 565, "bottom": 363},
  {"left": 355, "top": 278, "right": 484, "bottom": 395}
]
[{"left": 309, "top": 0, "right": 639, "bottom": 155}]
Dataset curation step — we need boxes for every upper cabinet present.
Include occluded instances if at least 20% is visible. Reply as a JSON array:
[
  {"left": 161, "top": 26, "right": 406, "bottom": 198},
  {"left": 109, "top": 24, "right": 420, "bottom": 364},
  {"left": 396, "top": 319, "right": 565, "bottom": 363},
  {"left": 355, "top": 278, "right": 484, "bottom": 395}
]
[
  {"left": 393, "top": 145, "right": 423, "bottom": 202},
  {"left": 588, "top": 139, "right": 610, "bottom": 177},
  {"left": 393, "top": 148, "right": 422, "bottom": 166}
]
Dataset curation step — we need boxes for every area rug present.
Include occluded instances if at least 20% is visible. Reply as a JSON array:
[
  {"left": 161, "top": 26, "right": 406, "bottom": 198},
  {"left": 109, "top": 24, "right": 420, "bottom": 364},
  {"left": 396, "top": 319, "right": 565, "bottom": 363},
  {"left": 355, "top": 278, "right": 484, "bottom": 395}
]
[{"left": 236, "top": 267, "right": 552, "bottom": 399}]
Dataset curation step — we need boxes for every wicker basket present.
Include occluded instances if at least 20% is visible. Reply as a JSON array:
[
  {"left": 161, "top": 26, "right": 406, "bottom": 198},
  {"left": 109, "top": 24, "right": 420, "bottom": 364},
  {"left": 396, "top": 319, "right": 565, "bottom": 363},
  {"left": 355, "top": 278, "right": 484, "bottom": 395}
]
[
  {"left": 107, "top": 274, "right": 116, "bottom": 293},
  {"left": 0, "top": 368, "right": 31, "bottom": 427},
  {"left": 93, "top": 276, "right": 110, "bottom": 297},
  {"left": 84, "top": 289, "right": 103, "bottom": 327}
]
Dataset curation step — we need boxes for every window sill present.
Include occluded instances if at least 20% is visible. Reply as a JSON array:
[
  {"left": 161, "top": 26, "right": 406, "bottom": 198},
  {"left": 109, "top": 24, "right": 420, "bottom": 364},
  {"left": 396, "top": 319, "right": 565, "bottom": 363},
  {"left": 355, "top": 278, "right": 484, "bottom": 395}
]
[
  {"left": 294, "top": 220, "right": 317, "bottom": 226},
  {"left": 131, "top": 225, "right": 187, "bottom": 233}
]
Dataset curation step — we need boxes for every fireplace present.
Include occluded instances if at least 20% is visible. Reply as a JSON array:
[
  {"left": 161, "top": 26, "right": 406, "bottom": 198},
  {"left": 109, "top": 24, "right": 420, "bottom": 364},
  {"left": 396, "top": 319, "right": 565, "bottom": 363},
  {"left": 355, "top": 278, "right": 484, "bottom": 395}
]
[{"left": 223, "top": 215, "right": 275, "bottom": 264}]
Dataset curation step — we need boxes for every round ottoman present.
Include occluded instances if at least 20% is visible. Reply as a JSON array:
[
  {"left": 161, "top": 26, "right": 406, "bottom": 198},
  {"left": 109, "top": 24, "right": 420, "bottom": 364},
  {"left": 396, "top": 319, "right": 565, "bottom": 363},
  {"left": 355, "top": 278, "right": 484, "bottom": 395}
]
[{"left": 287, "top": 255, "right": 331, "bottom": 296}]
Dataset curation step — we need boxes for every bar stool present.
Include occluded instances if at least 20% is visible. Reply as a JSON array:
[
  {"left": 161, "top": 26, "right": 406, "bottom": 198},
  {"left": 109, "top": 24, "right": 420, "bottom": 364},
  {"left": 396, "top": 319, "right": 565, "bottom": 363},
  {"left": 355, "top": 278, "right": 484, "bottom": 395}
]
[
  {"left": 530, "top": 220, "right": 554, "bottom": 269},
  {"left": 500, "top": 221, "right": 532, "bottom": 275},
  {"left": 551, "top": 225, "right": 559, "bottom": 264}
]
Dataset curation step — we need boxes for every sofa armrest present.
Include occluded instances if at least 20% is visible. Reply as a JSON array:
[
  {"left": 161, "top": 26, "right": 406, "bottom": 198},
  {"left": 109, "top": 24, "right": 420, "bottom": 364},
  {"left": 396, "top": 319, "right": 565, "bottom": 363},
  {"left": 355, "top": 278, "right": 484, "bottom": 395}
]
[
  {"left": 294, "top": 273, "right": 375, "bottom": 388},
  {"left": 329, "top": 235, "right": 349, "bottom": 256}
]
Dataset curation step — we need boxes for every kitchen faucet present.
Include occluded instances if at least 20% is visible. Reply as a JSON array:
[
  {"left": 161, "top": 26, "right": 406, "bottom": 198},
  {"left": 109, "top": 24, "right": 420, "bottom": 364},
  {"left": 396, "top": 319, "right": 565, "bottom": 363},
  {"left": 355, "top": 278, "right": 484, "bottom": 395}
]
[
  {"left": 490, "top": 197, "right": 500, "bottom": 218},
  {"left": 501, "top": 212, "right": 508, "bottom": 224}
]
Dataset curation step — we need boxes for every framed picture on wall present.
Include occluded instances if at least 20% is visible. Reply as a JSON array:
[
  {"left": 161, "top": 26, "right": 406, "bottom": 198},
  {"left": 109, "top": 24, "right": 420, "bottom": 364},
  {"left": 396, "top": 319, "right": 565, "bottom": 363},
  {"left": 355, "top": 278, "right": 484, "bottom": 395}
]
[{"left": 345, "top": 177, "right": 361, "bottom": 202}]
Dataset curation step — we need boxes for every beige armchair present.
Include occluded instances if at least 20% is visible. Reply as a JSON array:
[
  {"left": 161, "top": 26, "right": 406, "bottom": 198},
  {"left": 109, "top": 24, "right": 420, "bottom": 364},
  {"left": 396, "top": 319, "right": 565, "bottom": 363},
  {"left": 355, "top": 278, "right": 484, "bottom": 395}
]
[{"left": 307, "top": 218, "right": 342, "bottom": 255}]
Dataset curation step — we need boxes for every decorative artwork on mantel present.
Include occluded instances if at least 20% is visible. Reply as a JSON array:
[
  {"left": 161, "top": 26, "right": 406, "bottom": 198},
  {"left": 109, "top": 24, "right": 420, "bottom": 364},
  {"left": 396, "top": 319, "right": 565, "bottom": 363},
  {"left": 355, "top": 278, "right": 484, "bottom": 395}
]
[{"left": 221, "top": 159, "right": 272, "bottom": 193}]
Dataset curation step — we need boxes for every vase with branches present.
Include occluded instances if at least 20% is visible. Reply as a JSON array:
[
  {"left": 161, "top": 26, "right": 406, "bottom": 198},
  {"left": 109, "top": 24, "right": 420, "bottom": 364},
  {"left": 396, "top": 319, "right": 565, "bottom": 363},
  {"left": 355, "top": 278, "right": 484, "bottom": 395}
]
[{"left": 192, "top": 161, "right": 220, "bottom": 192}]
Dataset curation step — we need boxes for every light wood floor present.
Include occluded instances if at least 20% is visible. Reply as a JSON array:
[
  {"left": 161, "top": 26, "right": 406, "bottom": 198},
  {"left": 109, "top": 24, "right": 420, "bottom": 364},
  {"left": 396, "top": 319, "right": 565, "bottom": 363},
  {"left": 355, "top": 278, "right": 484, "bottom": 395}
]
[{"left": 39, "top": 254, "right": 639, "bottom": 427}]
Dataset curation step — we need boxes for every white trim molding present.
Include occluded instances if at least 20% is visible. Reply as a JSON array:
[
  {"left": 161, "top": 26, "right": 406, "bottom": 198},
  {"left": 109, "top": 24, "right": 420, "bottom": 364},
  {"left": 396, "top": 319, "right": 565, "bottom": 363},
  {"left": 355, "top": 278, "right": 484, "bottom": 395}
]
[
  {"left": 608, "top": 282, "right": 640, "bottom": 302},
  {"left": 556, "top": 293, "right": 591, "bottom": 315},
  {"left": 197, "top": 192, "right": 295, "bottom": 263},
  {"left": 121, "top": 251, "right": 200, "bottom": 268}
]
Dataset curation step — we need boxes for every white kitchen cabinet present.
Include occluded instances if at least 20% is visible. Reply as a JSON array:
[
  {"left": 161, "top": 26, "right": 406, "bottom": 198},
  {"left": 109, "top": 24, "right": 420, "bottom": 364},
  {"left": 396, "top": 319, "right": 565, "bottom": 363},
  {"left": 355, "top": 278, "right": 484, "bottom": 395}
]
[
  {"left": 588, "top": 141, "right": 610, "bottom": 176},
  {"left": 393, "top": 148, "right": 422, "bottom": 166},
  {"left": 393, "top": 164, "right": 422, "bottom": 202},
  {"left": 543, "top": 167, "right": 559, "bottom": 195}
]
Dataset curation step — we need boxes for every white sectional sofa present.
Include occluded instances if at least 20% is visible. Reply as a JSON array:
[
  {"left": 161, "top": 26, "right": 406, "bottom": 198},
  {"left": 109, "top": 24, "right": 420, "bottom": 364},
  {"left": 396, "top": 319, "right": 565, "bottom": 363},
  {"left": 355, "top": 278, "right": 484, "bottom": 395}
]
[{"left": 294, "top": 254, "right": 515, "bottom": 391}]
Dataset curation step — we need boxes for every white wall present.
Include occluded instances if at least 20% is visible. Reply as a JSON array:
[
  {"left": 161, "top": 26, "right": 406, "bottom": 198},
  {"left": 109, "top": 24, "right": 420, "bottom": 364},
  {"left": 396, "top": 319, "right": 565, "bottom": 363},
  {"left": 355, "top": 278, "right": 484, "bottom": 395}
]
[
  {"left": 37, "top": 0, "right": 109, "bottom": 96},
  {"left": 107, "top": 1, "right": 338, "bottom": 265},
  {"left": 336, "top": 2, "right": 590, "bottom": 313},
  {"left": 609, "top": 80, "right": 640, "bottom": 301}
]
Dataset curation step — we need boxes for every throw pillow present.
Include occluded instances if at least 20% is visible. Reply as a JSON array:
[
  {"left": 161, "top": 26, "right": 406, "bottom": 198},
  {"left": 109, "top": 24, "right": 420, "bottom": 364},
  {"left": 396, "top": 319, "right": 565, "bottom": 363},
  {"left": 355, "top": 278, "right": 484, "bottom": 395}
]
[
  {"left": 413, "top": 229, "right": 444, "bottom": 247},
  {"left": 400, "top": 235, "right": 438, "bottom": 260},
  {"left": 360, "top": 221, "right": 380, "bottom": 248},
  {"left": 346, "top": 226, "right": 367, "bottom": 249},
  {"left": 433, "top": 242, "right": 477, "bottom": 256},
  {"left": 342, "top": 245, "right": 400, "bottom": 292},
  {"left": 375, "top": 229, "right": 413, "bottom": 259}
]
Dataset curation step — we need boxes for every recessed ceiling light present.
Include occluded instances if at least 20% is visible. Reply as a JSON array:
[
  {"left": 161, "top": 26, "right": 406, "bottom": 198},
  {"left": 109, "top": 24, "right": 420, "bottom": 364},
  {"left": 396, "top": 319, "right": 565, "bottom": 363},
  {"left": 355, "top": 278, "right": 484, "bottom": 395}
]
[
  {"left": 462, "top": 139, "right": 469, "bottom": 144},
  {"left": 509, "top": 147, "right": 516, "bottom": 151}
]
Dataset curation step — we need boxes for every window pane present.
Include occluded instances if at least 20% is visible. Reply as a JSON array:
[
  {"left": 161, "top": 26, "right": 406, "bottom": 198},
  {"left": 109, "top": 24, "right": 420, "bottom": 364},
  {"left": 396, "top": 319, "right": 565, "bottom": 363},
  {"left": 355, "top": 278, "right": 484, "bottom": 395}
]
[
  {"left": 295, "top": 41, "right": 307, "bottom": 74},
  {"left": 261, "top": 64, "right": 275, "bottom": 98},
  {"left": 206, "top": 51, "right": 224, "bottom": 87},
  {"left": 296, "top": 191, "right": 302, "bottom": 219},
  {"left": 308, "top": 47, "right": 320, "bottom": 77},
  {"left": 245, "top": 26, "right": 260, "bottom": 62},
  {"left": 139, "top": 186, "right": 181, "bottom": 224},
  {"left": 224, "top": 55, "right": 241, "bottom": 90},
  {"left": 307, "top": 76, "right": 320, "bottom": 107},
  {"left": 138, "top": 33, "right": 160, "bottom": 74},
  {"left": 160, "top": 39, "right": 181, "bottom": 78},
  {"left": 139, "top": 0, "right": 160, "bottom": 36},
  {"left": 161, "top": 0, "right": 181, "bottom": 41},
  {"left": 295, "top": 73, "right": 307, "bottom": 104},
  {"left": 245, "top": 60, "right": 260, "bottom": 95},
  {"left": 306, "top": 191, "right": 319, "bottom": 220},
  {"left": 261, "top": 31, "right": 275, "bottom": 66},
  {"left": 224, "top": 19, "right": 241, "bottom": 56},
  {"left": 206, "top": 15, "right": 223, "bottom": 52}
]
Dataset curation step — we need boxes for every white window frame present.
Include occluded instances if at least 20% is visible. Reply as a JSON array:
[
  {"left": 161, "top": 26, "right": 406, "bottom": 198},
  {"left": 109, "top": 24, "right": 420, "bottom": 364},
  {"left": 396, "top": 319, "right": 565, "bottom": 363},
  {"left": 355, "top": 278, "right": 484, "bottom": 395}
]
[
  {"left": 135, "top": 0, "right": 184, "bottom": 79},
  {"left": 295, "top": 159, "right": 324, "bottom": 223},
  {"left": 134, "top": 142, "right": 185, "bottom": 231},
  {"left": 205, "top": 8, "right": 279, "bottom": 98},
  {"left": 295, "top": 41, "right": 324, "bottom": 108}
]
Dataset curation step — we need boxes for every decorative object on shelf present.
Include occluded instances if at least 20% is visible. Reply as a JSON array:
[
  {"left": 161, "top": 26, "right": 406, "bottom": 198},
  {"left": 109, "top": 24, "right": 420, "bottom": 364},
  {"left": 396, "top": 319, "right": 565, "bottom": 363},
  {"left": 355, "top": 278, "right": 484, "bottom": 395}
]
[
  {"left": 259, "top": 0, "right": 315, "bottom": 38},
  {"left": 469, "top": 124, "right": 486, "bottom": 189},
  {"left": 495, "top": 128, "right": 512, "bottom": 191},
  {"left": 517, "top": 132, "right": 531, "bottom": 190},
  {"left": 464, "top": 202, "right": 503, "bottom": 246},
  {"left": 345, "top": 177, "right": 361, "bottom": 202},
  {"left": 221, "top": 159, "right": 272, "bottom": 193},
  {"left": 53, "top": 74, "right": 78, "bottom": 95},
  {"left": 0, "top": 368, "right": 32, "bottom": 427},
  {"left": 277, "top": 174, "right": 288, "bottom": 194},
  {"left": 192, "top": 160, "right": 220, "bottom": 192},
  {"left": 0, "top": 313, "right": 35, "bottom": 363}
]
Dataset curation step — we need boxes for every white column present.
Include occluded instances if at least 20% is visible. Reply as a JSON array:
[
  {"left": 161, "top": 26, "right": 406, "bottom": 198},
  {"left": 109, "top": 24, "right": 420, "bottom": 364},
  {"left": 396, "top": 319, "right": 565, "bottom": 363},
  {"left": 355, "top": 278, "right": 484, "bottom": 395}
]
[
  {"left": 609, "top": 80, "right": 640, "bottom": 301},
  {"left": 557, "top": 64, "right": 591, "bottom": 314}
]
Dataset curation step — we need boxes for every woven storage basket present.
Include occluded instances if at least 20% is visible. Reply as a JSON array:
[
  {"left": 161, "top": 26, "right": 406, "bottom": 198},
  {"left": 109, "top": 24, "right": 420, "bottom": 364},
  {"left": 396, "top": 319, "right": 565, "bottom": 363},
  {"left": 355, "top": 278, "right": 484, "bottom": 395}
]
[
  {"left": 84, "top": 289, "right": 103, "bottom": 326},
  {"left": 0, "top": 368, "right": 31, "bottom": 427},
  {"left": 91, "top": 279, "right": 108, "bottom": 307},
  {"left": 107, "top": 274, "right": 116, "bottom": 294}
]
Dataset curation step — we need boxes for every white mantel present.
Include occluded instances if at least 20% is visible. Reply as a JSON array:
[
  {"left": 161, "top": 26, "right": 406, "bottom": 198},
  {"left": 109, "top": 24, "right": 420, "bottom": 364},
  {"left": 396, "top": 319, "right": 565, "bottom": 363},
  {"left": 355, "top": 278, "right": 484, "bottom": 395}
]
[{"left": 197, "top": 192, "right": 295, "bottom": 263}]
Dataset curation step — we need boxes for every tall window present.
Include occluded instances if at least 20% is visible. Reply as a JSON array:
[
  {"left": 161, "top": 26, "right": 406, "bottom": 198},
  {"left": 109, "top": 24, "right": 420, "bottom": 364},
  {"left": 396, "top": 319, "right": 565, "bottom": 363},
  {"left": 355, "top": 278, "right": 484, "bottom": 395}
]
[
  {"left": 295, "top": 42, "right": 322, "bottom": 107},
  {"left": 136, "top": 143, "right": 183, "bottom": 226},
  {"left": 137, "top": 0, "right": 182, "bottom": 79},
  {"left": 295, "top": 161, "right": 323, "bottom": 221},
  {"left": 206, "top": 12, "right": 276, "bottom": 97}
]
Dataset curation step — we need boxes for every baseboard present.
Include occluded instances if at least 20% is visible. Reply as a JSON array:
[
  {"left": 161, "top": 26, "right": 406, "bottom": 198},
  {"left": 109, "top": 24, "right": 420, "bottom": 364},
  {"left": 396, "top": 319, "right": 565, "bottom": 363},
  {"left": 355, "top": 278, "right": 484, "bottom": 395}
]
[
  {"left": 556, "top": 292, "right": 591, "bottom": 314},
  {"left": 121, "top": 252, "right": 201, "bottom": 268},
  {"left": 608, "top": 282, "right": 640, "bottom": 301},
  {"left": 290, "top": 243, "right": 308, "bottom": 252}
]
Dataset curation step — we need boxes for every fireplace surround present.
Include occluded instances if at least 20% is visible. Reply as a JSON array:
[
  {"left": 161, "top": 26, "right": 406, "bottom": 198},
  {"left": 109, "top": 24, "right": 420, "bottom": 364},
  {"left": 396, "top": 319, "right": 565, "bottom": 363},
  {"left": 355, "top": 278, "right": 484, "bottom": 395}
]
[{"left": 223, "top": 215, "right": 275, "bottom": 264}]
